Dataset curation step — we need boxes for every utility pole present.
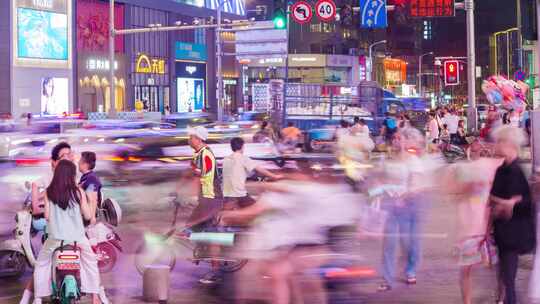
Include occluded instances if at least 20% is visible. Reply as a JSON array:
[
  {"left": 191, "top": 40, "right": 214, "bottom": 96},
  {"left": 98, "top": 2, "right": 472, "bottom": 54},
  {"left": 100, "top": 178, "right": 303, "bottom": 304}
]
[
  {"left": 531, "top": 0, "right": 540, "bottom": 174},
  {"left": 465, "top": 0, "right": 477, "bottom": 132},
  {"left": 216, "top": 1, "right": 224, "bottom": 121},
  {"left": 109, "top": 0, "right": 116, "bottom": 117},
  {"left": 419, "top": 52, "right": 434, "bottom": 97}
]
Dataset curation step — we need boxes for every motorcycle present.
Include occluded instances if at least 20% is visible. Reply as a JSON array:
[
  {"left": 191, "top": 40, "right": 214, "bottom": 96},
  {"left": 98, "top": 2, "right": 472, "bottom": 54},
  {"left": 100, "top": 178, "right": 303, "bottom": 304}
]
[
  {"left": 0, "top": 183, "right": 123, "bottom": 277},
  {"left": 50, "top": 242, "right": 109, "bottom": 304},
  {"left": 0, "top": 183, "right": 44, "bottom": 278},
  {"left": 86, "top": 198, "right": 123, "bottom": 273},
  {"left": 134, "top": 198, "right": 247, "bottom": 275}
]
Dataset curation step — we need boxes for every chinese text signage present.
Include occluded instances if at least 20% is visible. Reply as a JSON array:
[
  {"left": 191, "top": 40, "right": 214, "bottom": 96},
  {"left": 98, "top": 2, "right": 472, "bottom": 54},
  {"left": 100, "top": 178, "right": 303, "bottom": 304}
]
[
  {"left": 410, "top": 0, "right": 455, "bottom": 18},
  {"left": 135, "top": 54, "right": 166, "bottom": 74},
  {"left": 175, "top": 42, "right": 208, "bottom": 62}
]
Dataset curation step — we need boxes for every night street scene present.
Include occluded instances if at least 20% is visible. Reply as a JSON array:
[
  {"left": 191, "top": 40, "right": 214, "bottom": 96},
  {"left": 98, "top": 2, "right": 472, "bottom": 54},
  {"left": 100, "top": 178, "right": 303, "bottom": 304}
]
[{"left": 1, "top": 0, "right": 540, "bottom": 303}]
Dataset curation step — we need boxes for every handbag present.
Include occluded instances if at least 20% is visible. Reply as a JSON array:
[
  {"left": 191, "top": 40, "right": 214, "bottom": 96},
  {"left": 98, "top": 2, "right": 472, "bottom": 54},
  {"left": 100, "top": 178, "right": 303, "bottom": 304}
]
[
  {"left": 358, "top": 197, "right": 388, "bottom": 237},
  {"left": 480, "top": 237, "right": 498, "bottom": 267}
]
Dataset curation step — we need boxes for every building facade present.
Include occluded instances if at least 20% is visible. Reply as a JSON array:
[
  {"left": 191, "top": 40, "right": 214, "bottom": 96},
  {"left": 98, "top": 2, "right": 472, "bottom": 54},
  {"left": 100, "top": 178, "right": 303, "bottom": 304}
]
[{"left": 0, "top": 0, "right": 244, "bottom": 117}]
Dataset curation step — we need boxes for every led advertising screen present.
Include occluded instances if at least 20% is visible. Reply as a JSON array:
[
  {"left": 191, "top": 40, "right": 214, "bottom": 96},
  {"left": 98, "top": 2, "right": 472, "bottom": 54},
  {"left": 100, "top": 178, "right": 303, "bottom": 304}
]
[
  {"left": 17, "top": 7, "right": 68, "bottom": 60},
  {"left": 177, "top": 78, "right": 205, "bottom": 113},
  {"left": 41, "top": 77, "right": 69, "bottom": 115}
]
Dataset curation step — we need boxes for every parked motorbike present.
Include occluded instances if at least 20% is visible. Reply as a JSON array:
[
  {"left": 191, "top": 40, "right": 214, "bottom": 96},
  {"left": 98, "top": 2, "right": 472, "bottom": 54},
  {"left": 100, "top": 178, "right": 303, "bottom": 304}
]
[
  {"left": 88, "top": 198, "right": 123, "bottom": 273},
  {"left": 0, "top": 183, "right": 43, "bottom": 278},
  {"left": 50, "top": 242, "right": 109, "bottom": 304},
  {"left": 0, "top": 183, "right": 123, "bottom": 277}
]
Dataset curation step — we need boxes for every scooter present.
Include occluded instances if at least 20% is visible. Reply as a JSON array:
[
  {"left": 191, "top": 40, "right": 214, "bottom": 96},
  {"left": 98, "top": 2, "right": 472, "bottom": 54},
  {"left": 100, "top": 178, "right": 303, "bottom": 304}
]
[
  {"left": 87, "top": 198, "right": 123, "bottom": 273},
  {"left": 0, "top": 183, "right": 123, "bottom": 277},
  {"left": 50, "top": 242, "right": 109, "bottom": 304},
  {"left": 0, "top": 183, "right": 44, "bottom": 278}
]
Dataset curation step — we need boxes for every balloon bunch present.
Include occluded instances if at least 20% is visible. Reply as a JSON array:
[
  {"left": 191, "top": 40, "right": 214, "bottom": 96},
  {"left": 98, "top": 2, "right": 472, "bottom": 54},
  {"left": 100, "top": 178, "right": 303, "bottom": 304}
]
[{"left": 481, "top": 75, "right": 528, "bottom": 113}]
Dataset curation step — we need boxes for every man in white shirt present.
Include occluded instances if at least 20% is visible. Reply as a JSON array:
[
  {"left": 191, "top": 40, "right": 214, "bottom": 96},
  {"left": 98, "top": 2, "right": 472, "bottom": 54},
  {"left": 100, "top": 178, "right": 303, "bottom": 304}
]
[
  {"left": 222, "top": 137, "right": 283, "bottom": 209},
  {"left": 427, "top": 112, "right": 440, "bottom": 144},
  {"left": 443, "top": 109, "right": 460, "bottom": 143}
]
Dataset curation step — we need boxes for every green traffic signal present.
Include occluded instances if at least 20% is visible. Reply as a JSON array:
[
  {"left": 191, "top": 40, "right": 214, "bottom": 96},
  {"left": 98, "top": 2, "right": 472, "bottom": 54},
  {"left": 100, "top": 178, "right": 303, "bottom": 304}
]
[{"left": 273, "top": 9, "right": 286, "bottom": 29}]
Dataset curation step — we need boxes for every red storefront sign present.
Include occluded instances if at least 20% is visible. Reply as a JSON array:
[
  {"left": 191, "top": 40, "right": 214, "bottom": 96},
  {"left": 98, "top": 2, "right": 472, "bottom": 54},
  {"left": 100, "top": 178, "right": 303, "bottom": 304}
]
[
  {"left": 410, "top": 0, "right": 455, "bottom": 17},
  {"left": 77, "top": 0, "right": 125, "bottom": 52}
]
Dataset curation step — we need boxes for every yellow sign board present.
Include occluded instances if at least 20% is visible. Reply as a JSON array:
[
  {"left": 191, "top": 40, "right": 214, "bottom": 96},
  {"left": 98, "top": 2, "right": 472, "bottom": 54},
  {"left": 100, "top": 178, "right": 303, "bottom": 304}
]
[{"left": 135, "top": 54, "right": 166, "bottom": 74}]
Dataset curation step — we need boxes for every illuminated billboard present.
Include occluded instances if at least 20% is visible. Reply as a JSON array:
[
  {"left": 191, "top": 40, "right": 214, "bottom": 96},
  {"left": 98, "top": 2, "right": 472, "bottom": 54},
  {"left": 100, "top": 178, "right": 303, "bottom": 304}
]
[
  {"left": 13, "top": 0, "right": 72, "bottom": 68},
  {"left": 41, "top": 77, "right": 69, "bottom": 115},
  {"left": 17, "top": 8, "right": 68, "bottom": 60}
]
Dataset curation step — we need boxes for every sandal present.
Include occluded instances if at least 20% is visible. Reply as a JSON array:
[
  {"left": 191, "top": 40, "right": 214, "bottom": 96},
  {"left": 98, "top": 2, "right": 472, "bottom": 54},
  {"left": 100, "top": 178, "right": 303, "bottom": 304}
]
[
  {"left": 406, "top": 277, "right": 417, "bottom": 285},
  {"left": 377, "top": 283, "right": 392, "bottom": 292}
]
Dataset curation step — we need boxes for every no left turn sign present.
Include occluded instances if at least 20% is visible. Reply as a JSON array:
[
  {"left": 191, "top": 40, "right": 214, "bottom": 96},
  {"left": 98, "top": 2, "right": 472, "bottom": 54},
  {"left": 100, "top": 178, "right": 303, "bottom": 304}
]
[
  {"left": 315, "top": 0, "right": 336, "bottom": 22},
  {"left": 291, "top": 1, "right": 313, "bottom": 24}
]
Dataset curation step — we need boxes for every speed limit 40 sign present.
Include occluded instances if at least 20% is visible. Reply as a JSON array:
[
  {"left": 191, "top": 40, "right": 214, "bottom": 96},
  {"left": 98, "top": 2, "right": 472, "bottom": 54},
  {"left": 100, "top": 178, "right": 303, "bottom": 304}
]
[{"left": 315, "top": 0, "right": 336, "bottom": 22}]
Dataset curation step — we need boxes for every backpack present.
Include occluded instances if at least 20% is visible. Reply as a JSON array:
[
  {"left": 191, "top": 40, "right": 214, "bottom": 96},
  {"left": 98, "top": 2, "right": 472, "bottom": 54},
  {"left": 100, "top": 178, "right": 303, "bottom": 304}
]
[{"left": 385, "top": 117, "right": 397, "bottom": 130}]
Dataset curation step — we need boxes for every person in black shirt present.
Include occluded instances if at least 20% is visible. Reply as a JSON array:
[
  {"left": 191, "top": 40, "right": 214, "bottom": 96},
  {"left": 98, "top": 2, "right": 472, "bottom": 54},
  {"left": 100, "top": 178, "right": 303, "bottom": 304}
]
[
  {"left": 78, "top": 151, "right": 102, "bottom": 225},
  {"left": 490, "top": 126, "right": 536, "bottom": 304}
]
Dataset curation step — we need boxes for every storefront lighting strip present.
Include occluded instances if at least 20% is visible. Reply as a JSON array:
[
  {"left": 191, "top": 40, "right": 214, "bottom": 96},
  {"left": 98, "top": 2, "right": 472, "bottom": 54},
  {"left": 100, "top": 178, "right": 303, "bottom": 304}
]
[{"left": 115, "top": 22, "right": 272, "bottom": 36}]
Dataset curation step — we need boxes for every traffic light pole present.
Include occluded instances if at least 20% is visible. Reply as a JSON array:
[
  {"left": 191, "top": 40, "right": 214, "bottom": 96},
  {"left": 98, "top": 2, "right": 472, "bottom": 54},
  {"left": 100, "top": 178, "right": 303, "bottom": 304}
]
[
  {"left": 465, "top": 0, "right": 477, "bottom": 132},
  {"left": 109, "top": 0, "right": 116, "bottom": 117},
  {"left": 531, "top": 0, "right": 540, "bottom": 174},
  {"left": 217, "top": 2, "right": 223, "bottom": 121}
]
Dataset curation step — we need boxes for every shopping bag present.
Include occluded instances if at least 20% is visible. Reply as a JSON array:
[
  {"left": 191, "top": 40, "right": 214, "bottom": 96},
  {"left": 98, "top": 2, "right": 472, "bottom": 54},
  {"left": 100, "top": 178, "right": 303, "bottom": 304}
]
[
  {"left": 358, "top": 198, "right": 388, "bottom": 237},
  {"left": 480, "top": 237, "right": 498, "bottom": 267}
]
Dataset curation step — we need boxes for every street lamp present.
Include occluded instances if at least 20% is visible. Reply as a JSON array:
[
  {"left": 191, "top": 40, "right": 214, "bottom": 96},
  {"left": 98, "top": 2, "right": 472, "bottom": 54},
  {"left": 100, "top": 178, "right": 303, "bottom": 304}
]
[
  {"left": 367, "top": 40, "right": 386, "bottom": 81},
  {"left": 418, "top": 51, "right": 434, "bottom": 97}
]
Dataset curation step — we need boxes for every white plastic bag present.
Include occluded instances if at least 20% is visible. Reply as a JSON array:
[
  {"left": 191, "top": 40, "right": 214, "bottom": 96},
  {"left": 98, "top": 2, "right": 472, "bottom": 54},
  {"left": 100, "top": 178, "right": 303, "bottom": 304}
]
[{"left": 358, "top": 198, "right": 388, "bottom": 237}]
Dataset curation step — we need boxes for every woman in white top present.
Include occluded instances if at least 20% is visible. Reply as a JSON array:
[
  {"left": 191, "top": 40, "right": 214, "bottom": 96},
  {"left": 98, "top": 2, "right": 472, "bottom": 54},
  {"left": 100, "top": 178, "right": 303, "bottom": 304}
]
[{"left": 33, "top": 160, "right": 101, "bottom": 304}]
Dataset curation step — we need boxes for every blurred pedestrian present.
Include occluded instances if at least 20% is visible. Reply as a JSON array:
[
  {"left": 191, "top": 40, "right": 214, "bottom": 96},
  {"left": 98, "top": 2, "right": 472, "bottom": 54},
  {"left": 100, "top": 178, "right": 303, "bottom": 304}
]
[
  {"left": 443, "top": 109, "right": 460, "bottom": 144},
  {"left": 253, "top": 121, "right": 274, "bottom": 143},
  {"left": 378, "top": 127, "right": 434, "bottom": 291},
  {"left": 427, "top": 112, "right": 440, "bottom": 145},
  {"left": 281, "top": 122, "right": 302, "bottom": 146},
  {"left": 456, "top": 120, "right": 468, "bottom": 146},
  {"left": 490, "top": 126, "right": 537, "bottom": 304},
  {"left": 445, "top": 145, "right": 502, "bottom": 304}
]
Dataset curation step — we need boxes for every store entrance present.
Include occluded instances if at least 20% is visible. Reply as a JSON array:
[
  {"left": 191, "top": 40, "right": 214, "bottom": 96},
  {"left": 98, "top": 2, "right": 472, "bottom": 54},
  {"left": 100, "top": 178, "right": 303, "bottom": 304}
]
[{"left": 135, "top": 85, "right": 165, "bottom": 112}]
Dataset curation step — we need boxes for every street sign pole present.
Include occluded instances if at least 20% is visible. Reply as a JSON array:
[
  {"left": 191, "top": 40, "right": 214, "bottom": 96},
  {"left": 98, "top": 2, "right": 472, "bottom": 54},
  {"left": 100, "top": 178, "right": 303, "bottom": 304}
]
[
  {"left": 109, "top": 0, "right": 116, "bottom": 117},
  {"left": 217, "top": 1, "right": 223, "bottom": 121},
  {"left": 281, "top": 4, "right": 290, "bottom": 128},
  {"left": 531, "top": 0, "right": 540, "bottom": 175},
  {"left": 465, "top": 0, "right": 477, "bottom": 132}
]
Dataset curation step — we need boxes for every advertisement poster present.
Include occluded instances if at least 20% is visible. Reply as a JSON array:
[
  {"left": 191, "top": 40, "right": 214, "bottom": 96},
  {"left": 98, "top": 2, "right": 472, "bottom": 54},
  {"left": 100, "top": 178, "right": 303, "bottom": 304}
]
[
  {"left": 177, "top": 78, "right": 205, "bottom": 112},
  {"left": 41, "top": 77, "right": 69, "bottom": 115},
  {"left": 17, "top": 8, "right": 68, "bottom": 60}
]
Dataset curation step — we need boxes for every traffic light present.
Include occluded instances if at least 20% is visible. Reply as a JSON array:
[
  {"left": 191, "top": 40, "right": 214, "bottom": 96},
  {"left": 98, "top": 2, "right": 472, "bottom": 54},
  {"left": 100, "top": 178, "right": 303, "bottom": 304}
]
[
  {"left": 520, "top": 0, "right": 537, "bottom": 40},
  {"left": 273, "top": 9, "right": 286, "bottom": 28},
  {"left": 273, "top": 0, "right": 287, "bottom": 29},
  {"left": 444, "top": 60, "right": 460, "bottom": 86}
]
